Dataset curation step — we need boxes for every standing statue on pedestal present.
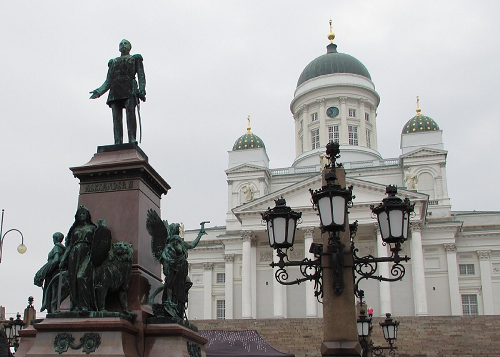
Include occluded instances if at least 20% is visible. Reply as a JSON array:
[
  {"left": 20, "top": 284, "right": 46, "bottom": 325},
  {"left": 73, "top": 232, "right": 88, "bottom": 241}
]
[
  {"left": 34, "top": 232, "right": 66, "bottom": 313},
  {"left": 90, "top": 39, "right": 146, "bottom": 145},
  {"left": 60, "top": 206, "right": 98, "bottom": 312},
  {"left": 146, "top": 209, "right": 208, "bottom": 319}
]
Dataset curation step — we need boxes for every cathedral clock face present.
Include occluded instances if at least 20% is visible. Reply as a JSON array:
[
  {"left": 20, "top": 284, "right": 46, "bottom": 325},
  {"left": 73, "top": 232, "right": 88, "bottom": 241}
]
[{"left": 326, "top": 106, "right": 339, "bottom": 118}]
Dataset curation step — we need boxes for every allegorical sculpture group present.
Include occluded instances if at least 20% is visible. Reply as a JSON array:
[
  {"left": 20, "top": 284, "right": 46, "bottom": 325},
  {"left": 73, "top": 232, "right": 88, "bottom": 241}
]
[
  {"left": 34, "top": 206, "right": 133, "bottom": 315},
  {"left": 146, "top": 209, "right": 207, "bottom": 319},
  {"left": 35, "top": 206, "right": 206, "bottom": 321},
  {"left": 34, "top": 40, "right": 206, "bottom": 321}
]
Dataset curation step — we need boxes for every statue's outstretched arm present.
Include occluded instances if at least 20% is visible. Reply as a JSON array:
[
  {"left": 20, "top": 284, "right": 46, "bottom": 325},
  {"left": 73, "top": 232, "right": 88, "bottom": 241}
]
[
  {"left": 184, "top": 221, "right": 209, "bottom": 249},
  {"left": 89, "top": 59, "right": 114, "bottom": 99}
]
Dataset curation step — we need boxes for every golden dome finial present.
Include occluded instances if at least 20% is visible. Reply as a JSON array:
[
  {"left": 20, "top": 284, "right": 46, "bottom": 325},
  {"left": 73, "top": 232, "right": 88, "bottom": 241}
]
[
  {"left": 247, "top": 115, "right": 252, "bottom": 134},
  {"left": 328, "top": 19, "right": 335, "bottom": 44},
  {"left": 416, "top": 96, "right": 422, "bottom": 116}
]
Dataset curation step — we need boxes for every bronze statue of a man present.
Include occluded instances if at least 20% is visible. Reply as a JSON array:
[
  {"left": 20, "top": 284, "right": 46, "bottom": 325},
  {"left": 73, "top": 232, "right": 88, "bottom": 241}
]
[{"left": 90, "top": 39, "right": 146, "bottom": 145}]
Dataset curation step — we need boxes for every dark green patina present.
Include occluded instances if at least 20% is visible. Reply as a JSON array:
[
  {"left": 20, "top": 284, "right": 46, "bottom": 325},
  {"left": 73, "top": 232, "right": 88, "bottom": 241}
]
[
  {"left": 147, "top": 209, "right": 208, "bottom": 320},
  {"left": 297, "top": 43, "right": 371, "bottom": 87},
  {"left": 402, "top": 115, "right": 440, "bottom": 134}
]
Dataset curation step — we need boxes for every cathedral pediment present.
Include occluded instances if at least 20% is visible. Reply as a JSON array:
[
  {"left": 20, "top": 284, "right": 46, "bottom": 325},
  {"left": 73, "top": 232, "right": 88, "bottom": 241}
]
[
  {"left": 232, "top": 173, "right": 428, "bottom": 217},
  {"left": 225, "top": 163, "right": 270, "bottom": 174},
  {"left": 400, "top": 147, "right": 447, "bottom": 159}
]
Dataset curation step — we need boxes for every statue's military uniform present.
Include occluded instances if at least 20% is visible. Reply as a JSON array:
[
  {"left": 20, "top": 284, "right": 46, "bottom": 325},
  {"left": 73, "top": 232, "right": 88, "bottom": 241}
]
[{"left": 95, "top": 54, "right": 146, "bottom": 107}]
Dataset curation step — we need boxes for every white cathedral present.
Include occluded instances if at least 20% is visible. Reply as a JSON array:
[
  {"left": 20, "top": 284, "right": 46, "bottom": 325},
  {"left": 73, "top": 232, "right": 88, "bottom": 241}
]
[{"left": 184, "top": 28, "right": 500, "bottom": 320}]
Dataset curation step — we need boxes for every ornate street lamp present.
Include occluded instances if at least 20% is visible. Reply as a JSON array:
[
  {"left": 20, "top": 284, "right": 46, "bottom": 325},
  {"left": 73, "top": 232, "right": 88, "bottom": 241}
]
[
  {"left": 371, "top": 185, "right": 414, "bottom": 245},
  {"left": 0, "top": 209, "right": 27, "bottom": 263},
  {"left": 357, "top": 311, "right": 400, "bottom": 357},
  {"left": 4, "top": 313, "right": 24, "bottom": 351},
  {"left": 310, "top": 142, "right": 353, "bottom": 232},
  {"left": 357, "top": 309, "right": 372, "bottom": 339},
  {"left": 261, "top": 198, "right": 323, "bottom": 298},
  {"left": 261, "top": 197, "right": 302, "bottom": 249},
  {"left": 380, "top": 313, "right": 399, "bottom": 346}
]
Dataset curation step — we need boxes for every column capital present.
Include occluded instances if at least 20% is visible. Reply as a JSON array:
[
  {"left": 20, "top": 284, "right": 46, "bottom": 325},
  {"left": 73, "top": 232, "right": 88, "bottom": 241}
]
[
  {"left": 301, "top": 227, "right": 315, "bottom": 237},
  {"left": 242, "top": 230, "right": 253, "bottom": 242},
  {"left": 203, "top": 262, "right": 214, "bottom": 270},
  {"left": 227, "top": 179, "right": 233, "bottom": 185},
  {"left": 317, "top": 98, "right": 326, "bottom": 107},
  {"left": 339, "top": 96, "right": 347, "bottom": 104},
  {"left": 444, "top": 243, "right": 457, "bottom": 253},
  {"left": 373, "top": 222, "right": 380, "bottom": 235},
  {"left": 223, "top": 254, "right": 235, "bottom": 263},
  {"left": 478, "top": 250, "right": 491, "bottom": 260},
  {"left": 410, "top": 221, "right": 423, "bottom": 232}
]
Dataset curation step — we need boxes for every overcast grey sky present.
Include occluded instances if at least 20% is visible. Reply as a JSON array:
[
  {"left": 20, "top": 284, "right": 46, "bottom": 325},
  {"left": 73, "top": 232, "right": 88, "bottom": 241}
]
[{"left": 1, "top": 1, "right": 499, "bottom": 317}]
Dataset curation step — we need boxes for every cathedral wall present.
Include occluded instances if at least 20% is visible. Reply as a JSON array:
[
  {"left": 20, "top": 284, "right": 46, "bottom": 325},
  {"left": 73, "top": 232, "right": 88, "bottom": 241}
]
[
  {"left": 256, "top": 268, "right": 273, "bottom": 318},
  {"left": 425, "top": 274, "right": 452, "bottom": 315},
  {"left": 390, "top": 265, "right": 415, "bottom": 316}
]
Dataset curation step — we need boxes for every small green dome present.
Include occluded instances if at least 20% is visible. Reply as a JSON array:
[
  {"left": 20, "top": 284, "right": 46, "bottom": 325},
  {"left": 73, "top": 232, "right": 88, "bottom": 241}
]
[
  {"left": 402, "top": 114, "right": 440, "bottom": 134},
  {"left": 297, "top": 43, "right": 371, "bottom": 87},
  {"left": 233, "top": 132, "right": 265, "bottom": 151}
]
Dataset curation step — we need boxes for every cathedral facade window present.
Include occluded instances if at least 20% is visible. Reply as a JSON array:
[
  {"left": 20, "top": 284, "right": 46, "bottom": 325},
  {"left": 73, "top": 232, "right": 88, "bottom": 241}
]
[
  {"left": 216, "top": 300, "right": 226, "bottom": 319},
  {"left": 461, "top": 294, "right": 478, "bottom": 315},
  {"left": 348, "top": 125, "right": 358, "bottom": 145},
  {"left": 311, "top": 112, "right": 318, "bottom": 122},
  {"left": 311, "top": 129, "right": 320, "bottom": 149},
  {"left": 348, "top": 108, "right": 356, "bottom": 117},
  {"left": 459, "top": 264, "right": 475, "bottom": 275},
  {"left": 329, "top": 125, "right": 339, "bottom": 143}
]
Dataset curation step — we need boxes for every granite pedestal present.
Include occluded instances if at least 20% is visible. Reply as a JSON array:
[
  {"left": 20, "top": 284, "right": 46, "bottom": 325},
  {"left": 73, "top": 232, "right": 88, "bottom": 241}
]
[{"left": 17, "top": 144, "right": 205, "bottom": 357}]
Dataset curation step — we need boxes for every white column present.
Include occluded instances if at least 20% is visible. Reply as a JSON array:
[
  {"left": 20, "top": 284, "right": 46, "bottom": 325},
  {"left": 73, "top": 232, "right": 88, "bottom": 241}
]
[
  {"left": 444, "top": 244, "right": 462, "bottom": 315},
  {"left": 375, "top": 224, "right": 392, "bottom": 316},
  {"left": 318, "top": 99, "right": 327, "bottom": 146},
  {"left": 227, "top": 180, "right": 233, "bottom": 211},
  {"left": 303, "top": 227, "right": 317, "bottom": 317},
  {"left": 370, "top": 106, "right": 378, "bottom": 151},
  {"left": 478, "top": 250, "right": 495, "bottom": 315},
  {"left": 241, "top": 231, "right": 253, "bottom": 318},
  {"left": 203, "top": 262, "right": 213, "bottom": 319},
  {"left": 273, "top": 251, "right": 285, "bottom": 318},
  {"left": 251, "top": 237, "right": 257, "bottom": 319},
  {"left": 303, "top": 105, "right": 311, "bottom": 151},
  {"left": 410, "top": 222, "right": 428, "bottom": 316},
  {"left": 440, "top": 162, "right": 451, "bottom": 206},
  {"left": 339, "top": 97, "right": 348, "bottom": 145},
  {"left": 294, "top": 114, "right": 301, "bottom": 157},
  {"left": 258, "top": 177, "right": 265, "bottom": 198},
  {"left": 224, "top": 254, "right": 234, "bottom": 319},
  {"left": 358, "top": 100, "right": 367, "bottom": 147}
]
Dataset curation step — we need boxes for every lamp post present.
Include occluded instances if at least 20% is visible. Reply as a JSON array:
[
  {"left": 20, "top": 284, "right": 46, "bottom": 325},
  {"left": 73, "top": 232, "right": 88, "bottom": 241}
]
[
  {"left": 262, "top": 142, "right": 413, "bottom": 357},
  {"left": 357, "top": 310, "right": 399, "bottom": 357},
  {"left": 0, "top": 209, "right": 27, "bottom": 263},
  {"left": 4, "top": 313, "right": 24, "bottom": 352}
]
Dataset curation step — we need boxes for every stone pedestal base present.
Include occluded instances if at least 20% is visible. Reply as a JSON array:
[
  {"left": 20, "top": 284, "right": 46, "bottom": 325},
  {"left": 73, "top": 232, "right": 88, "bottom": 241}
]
[
  {"left": 18, "top": 317, "right": 139, "bottom": 357},
  {"left": 321, "top": 341, "right": 362, "bottom": 356},
  {"left": 144, "top": 323, "right": 207, "bottom": 357}
]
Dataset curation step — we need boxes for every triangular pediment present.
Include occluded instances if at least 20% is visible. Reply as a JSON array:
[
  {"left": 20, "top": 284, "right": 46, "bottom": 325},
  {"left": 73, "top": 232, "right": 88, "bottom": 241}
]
[
  {"left": 225, "top": 163, "right": 269, "bottom": 174},
  {"left": 400, "top": 147, "right": 447, "bottom": 159},
  {"left": 232, "top": 174, "right": 428, "bottom": 216}
]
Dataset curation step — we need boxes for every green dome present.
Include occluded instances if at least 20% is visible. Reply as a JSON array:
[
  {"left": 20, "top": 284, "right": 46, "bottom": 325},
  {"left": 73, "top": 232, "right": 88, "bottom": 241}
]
[
  {"left": 233, "top": 132, "right": 265, "bottom": 151},
  {"left": 297, "top": 43, "right": 371, "bottom": 87},
  {"left": 402, "top": 114, "right": 440, "bottom": 134}
]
